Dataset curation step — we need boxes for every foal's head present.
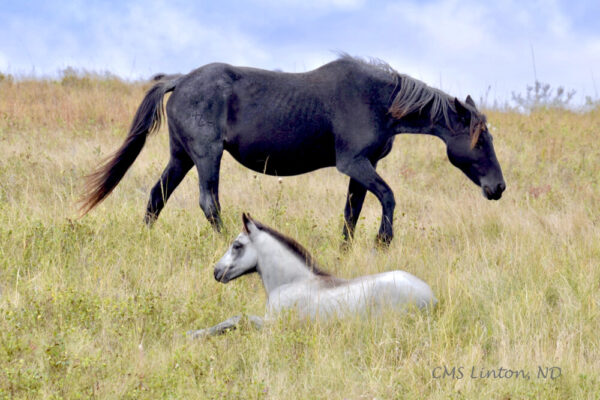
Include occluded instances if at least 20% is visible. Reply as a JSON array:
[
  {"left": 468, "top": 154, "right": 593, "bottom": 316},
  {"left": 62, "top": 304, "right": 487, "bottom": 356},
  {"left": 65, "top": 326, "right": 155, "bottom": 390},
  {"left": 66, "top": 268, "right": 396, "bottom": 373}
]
[
  {"left": 444, "top": 96, "right": 506, "bottom": 200},
  {"left": 213, "top": 213, "right": 330, "bottom": 285},
  {"left": 213, "top": 228, "right": 258, "bottom": 284}
]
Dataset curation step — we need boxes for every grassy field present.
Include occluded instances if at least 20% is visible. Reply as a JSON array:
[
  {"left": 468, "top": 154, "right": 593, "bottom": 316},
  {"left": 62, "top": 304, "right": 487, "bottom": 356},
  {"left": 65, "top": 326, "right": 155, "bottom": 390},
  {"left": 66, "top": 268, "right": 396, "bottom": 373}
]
[{"left": 0, "top": 73, "right": 599, "bottom": 399}]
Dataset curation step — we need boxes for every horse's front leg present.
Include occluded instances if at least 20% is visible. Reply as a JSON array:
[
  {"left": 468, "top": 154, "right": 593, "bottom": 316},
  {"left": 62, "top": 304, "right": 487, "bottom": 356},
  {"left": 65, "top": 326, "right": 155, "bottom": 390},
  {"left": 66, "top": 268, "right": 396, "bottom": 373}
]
[
  {"left": 187, "top": 315, "right": 242, "bottom": 339},
  {"left": 187, "top": 315, "right": 264, "bottom": 339},
  {"left": 342, "top": 178, "right": 367, "bottom": 243},
  {"left": 338, "top": 158, "right": 395, "bottom": 246},
  {"left": 247, "top": 315, "right": 264, "bottom": 330}
]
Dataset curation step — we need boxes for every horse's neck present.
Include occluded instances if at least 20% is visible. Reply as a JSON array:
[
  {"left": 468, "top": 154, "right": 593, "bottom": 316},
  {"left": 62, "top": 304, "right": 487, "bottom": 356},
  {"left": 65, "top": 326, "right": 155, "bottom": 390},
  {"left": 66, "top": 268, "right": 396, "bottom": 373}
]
[
  {"left": 253, "top": 232, "right": 315, "bottom": 295},
  {"left": 391, "top": 103, "right": 451, "bottom": 141},
  {"left": 393, "top": 112, "right": 438, "bottom": 136}
]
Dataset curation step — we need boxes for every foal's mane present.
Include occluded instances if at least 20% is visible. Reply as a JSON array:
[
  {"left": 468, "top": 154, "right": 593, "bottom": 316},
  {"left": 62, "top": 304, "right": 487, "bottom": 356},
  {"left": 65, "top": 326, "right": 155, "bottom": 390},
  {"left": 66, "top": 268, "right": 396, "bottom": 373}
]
[
  {"left": 339, "top": 55, "right": 485, "bottom": 147},
  {"left": 250, "top": 220, "right": 332, "bottom": 277}
]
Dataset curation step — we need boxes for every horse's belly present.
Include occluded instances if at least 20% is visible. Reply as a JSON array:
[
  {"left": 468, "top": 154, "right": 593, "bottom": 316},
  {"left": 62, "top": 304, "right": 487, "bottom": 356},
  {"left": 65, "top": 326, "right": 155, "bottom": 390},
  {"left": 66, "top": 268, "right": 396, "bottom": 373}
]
[{"left": 225, "top": 130, "right": 336, "bottom": 176}]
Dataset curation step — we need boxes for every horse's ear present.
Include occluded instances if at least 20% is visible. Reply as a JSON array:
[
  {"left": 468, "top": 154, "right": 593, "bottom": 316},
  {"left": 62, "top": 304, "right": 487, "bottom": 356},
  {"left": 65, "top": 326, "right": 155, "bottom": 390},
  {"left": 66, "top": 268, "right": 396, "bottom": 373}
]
[
  {"left": 242, "top": 213, "right": 250, "bottom": 232},
  {"left": 465, "top": 95, "right": 476, "bottom": 108},
  {"left": 454, "top": 97, "right": 471, "bottom": 122},
  {"left": 242, "top": 213, "right": 257, "bottom": 234}
]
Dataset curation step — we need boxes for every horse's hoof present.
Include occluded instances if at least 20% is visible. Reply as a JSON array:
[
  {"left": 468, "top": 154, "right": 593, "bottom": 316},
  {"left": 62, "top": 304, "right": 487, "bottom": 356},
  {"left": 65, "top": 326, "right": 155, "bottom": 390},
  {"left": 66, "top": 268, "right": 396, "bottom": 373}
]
[
  {"left": 209, "top": 220, "right": 223, "bottom": 233},
  {"left": 144, "top": 213, "right": 157, "bottom": 227},
  {"left": 339, "top": 240, "right": 353, "bottom": 252},
  {"left": 375, "top": 233, "right": 392, "bottom": 248}
]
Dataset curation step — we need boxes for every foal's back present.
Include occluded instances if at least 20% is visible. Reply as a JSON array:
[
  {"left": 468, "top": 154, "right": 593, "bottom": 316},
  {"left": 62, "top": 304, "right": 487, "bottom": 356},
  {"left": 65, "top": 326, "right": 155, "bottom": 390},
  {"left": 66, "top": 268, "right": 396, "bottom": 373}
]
[{"left": 267, "top": 270, "right": 436, "bottom": 320}]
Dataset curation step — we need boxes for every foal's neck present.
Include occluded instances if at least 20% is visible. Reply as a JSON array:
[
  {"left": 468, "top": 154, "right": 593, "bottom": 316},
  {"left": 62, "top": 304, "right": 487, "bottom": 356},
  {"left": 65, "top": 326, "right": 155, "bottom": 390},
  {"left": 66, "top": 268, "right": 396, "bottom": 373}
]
[{"left": 253, "top": 232, "right": 316, "bottom": 294}]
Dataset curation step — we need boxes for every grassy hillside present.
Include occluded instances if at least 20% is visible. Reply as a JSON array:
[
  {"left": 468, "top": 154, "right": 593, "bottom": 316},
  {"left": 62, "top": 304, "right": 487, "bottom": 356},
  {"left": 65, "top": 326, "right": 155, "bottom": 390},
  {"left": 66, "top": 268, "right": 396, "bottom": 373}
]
[{"left": 0, "top": 74, "right": 599, "bottom": 399}]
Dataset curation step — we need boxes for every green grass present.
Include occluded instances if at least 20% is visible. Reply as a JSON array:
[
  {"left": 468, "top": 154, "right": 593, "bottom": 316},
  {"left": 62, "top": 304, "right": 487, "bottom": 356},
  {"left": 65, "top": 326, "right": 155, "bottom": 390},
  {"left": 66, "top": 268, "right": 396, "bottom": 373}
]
[{"left": 0, "top": 76, "right": 599, "bottom": 398}]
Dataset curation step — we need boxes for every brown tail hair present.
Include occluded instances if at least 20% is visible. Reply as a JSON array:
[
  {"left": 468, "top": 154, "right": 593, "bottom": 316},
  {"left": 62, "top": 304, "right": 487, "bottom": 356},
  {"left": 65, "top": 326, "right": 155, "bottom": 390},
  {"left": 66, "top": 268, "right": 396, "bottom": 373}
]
[{"left": 79, "top": 78, "right": 179, "bottom": 216}]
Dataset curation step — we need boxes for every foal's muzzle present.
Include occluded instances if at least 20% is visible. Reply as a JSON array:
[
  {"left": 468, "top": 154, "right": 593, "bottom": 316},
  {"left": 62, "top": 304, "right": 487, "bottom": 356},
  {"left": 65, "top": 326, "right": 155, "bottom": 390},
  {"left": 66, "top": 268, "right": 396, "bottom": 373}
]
[{"left": 214, "top": 268, "right": 229, "bottom": 283}]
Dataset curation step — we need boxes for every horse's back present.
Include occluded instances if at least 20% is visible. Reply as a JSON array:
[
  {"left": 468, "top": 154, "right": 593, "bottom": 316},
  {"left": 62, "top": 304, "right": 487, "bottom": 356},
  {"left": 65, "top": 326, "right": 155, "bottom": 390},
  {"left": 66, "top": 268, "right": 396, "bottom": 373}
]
[
  {"left": 367, "top": 270, "right": 436, "bottom": 309},
  {"left": 267, "top": 270, "right": 435, "bottom": 320},
  {"left": 169, "top": 62, "right": 340, "bottom": 175}
]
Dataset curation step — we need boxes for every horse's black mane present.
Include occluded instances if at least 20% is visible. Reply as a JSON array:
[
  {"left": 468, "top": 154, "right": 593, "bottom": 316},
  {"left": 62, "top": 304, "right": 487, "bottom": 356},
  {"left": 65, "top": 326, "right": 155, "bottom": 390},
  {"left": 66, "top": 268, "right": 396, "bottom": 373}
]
[
  {"left": 338, "top": 55, "right": 453, "bottom": 119},
  {"left": 338, "top": 55, "right": 485, "bottom": 146}
]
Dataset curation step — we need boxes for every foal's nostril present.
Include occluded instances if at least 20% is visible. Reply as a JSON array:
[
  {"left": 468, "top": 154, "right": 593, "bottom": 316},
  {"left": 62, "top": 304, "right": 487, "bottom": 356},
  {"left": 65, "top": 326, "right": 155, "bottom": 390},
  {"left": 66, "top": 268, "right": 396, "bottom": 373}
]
[{"left": 498, "top": 182, "right": 506, "bottom": 193}]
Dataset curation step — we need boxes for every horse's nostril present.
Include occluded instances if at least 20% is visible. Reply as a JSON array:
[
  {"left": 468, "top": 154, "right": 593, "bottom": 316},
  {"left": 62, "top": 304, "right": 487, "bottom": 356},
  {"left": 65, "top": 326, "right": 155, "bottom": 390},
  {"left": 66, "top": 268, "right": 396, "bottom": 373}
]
[{"left": 498, "top": 182, "right": 506, "bottom": 193}]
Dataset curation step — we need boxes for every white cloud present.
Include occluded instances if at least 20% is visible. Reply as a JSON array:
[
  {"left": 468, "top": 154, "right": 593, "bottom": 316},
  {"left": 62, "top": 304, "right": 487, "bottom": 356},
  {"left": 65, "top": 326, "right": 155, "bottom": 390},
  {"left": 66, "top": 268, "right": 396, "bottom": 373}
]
[
  {"left": 255, "top": 0, "right": 365, "bottom": 11},
  {"left": 364, "top": 0, "right": 600, "bottom": 104},
  {"left": 0, "top": 0, "right": 598, "bottom": 104}
]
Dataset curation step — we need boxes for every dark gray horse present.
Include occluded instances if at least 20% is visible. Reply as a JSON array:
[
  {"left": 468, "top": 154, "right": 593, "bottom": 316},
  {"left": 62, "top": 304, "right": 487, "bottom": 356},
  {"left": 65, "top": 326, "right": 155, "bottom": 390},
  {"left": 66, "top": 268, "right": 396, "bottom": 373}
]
[{"left": 81, "top": 56, "right": 505, "bottom": 244}]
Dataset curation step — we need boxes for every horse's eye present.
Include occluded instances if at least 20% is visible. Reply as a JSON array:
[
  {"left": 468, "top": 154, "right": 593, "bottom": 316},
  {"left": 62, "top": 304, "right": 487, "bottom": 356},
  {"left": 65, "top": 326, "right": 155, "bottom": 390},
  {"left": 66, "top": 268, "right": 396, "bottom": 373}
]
[{"left": 232, "top": 242, "right": 243, "bottom": 251}]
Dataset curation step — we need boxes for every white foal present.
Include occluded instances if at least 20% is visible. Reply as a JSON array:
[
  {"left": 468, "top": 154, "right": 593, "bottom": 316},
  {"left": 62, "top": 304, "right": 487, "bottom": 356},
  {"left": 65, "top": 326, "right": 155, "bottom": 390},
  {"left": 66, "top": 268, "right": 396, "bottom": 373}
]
[
  {"left": 189, "top": 214, "right": 436, "bottom": 338},
  {"left": 215, "top": 214, "right": 436, "bottom": 320}
]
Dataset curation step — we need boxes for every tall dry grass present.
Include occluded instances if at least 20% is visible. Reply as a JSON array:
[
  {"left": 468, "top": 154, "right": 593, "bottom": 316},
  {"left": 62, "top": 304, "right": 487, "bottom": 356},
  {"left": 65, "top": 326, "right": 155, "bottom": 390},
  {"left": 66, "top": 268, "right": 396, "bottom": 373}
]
[{"left": 0, "top": 73, "right": 599, "bottom": 399}]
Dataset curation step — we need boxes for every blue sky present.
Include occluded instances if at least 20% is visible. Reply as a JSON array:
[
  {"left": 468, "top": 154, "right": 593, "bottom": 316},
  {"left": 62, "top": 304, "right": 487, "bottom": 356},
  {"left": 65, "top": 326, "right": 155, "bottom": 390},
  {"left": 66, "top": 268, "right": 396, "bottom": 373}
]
[{"left": 1, "top": 0, "right": 599, "bottom": 105}]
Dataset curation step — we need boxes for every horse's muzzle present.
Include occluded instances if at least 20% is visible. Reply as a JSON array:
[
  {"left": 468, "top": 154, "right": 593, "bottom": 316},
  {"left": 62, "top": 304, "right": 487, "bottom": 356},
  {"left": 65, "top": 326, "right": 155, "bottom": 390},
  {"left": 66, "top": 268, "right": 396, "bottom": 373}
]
[
  {"left": 482, "top": 182, "right": 506, "bottom": 200},
  {"left": 214, "top": 268, "right": 228, "bottom": 283}
]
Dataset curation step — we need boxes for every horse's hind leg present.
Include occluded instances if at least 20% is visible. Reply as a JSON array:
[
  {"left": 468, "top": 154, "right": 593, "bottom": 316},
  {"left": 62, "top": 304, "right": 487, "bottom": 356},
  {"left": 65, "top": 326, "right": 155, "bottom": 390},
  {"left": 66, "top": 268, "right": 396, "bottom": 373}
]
[
  {"left": 188, "top": 142, "right": 224, "bottom": 231},
  {"left": 144, "top": 148, "right": 193, "bottom": 226}
]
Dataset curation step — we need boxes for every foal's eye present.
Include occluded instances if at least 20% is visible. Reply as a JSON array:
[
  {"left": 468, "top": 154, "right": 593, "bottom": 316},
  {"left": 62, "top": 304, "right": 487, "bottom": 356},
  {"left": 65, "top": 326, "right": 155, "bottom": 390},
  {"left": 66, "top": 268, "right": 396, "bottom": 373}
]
[{"left": 232, "top": 242, "right": 243, "bottom": 251}]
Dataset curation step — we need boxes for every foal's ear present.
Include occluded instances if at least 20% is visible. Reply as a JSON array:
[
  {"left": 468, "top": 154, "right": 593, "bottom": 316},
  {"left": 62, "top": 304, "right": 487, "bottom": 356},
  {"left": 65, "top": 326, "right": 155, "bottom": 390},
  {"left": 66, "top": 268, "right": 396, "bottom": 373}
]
[{"left": 242, "top": 213, "right": 257, "bottom": 234}]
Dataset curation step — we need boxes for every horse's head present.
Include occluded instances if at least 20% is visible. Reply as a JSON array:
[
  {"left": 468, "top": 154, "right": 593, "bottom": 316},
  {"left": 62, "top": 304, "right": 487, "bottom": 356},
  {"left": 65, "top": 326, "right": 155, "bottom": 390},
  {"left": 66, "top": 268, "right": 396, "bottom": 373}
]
[
  {"left": 214, "top": 216, "right": 259, "bottom": 283},
  {"left": 444, "top": 96, "right": 505, "bottom": 200}
]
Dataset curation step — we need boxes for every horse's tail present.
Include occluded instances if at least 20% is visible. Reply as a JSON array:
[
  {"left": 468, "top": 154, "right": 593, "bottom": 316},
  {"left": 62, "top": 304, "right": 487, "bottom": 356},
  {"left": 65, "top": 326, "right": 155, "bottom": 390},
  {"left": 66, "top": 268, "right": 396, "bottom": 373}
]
[{"left": 79, "top": 76, "right": 181, "bottom": 216}]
